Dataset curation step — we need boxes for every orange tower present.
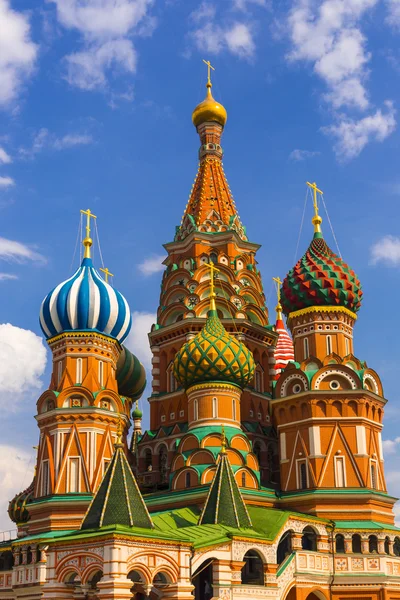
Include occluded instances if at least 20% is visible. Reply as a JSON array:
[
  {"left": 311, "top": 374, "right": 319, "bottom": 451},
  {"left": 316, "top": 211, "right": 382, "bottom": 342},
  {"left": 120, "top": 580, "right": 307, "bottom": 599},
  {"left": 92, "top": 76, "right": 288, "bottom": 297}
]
[
  {"left": 273, "top": 183, "right": 393, "bottom": 523},
  {"left": 137, "top": 62, "right": 279, "bottom": 489}
]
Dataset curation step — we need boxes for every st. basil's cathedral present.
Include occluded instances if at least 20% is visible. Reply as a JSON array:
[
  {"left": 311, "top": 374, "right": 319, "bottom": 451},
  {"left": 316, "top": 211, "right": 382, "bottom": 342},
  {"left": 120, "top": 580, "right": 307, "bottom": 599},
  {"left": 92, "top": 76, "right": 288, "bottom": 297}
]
[{"left": 1, "top": 66, "right": 399, "bottom": 600}]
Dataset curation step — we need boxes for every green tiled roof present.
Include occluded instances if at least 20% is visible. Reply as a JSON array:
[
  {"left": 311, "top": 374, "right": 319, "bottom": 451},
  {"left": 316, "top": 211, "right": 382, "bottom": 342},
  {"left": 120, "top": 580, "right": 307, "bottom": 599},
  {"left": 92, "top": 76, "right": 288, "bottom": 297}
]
[
  {"left": 81, "top": 444, "right": 153, "bottom": 530},
  {"left": 199, "top": 450, "right": 252, "bottom": 529},
  {"left": 335, "top": 520, "right": 400, "bottom": 532}
]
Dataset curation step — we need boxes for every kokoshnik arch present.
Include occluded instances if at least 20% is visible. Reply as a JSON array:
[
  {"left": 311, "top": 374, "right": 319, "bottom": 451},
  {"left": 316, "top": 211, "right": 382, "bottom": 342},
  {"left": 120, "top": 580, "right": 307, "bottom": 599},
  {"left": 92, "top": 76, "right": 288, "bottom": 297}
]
[{"left": 1, "top": 61, "right": 399, "bottom": 600}]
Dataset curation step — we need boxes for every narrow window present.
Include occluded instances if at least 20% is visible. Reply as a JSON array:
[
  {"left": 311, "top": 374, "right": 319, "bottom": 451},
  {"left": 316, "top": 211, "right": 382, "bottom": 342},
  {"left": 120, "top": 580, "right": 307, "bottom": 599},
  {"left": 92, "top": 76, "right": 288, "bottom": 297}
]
[
  {"left": 370, "top": 461, "right": 377, "bottom": 489},
  {"left": 241, "top": 472, "right": 246, "bottom": 487},
  {"left": 41, "top": 460, "right": 50, "bottom": 496},
  {"left": 169, "top": 370, "right": 176, "bottom": 393},
  {"left": 232, "top": 399, "right": 236, "bottom": 421},
  {"left": 98, "top": 361, "right": 104, "bottom": 387},
  {"left": 185, "top": 471, "right": 191, "bottom": 488},
  {"left": 76, "top": 358, "right": 82, "bottom": 384},
  {"left": 344, "top": 337, "right": 349, "bottom": 355},
  {"left": 298, "top": 460, "right": 308, "bottom": 489},
  {"left": 194, "top": 399, "right": 198, "bottom": 421},
  {"left": 212, "top": 397, "right": 218, "bottom": 418},
  {"left": 335, "top": 456, "right": 346, "bottom": 487},
  {"left": 255, "top": 370, "right": 262, "bottom": 392},
  {"left": 304, "top": 338, "right": 309, "bottom": 360},
  {"left": 68, "top": 458, "right": 80, "bottom": 493},
  {"left": 57, "top": 360, "right": 63, "bottom": 385},
  {"left": 326, "top": 335, "right": 332, "bottom": 355}
]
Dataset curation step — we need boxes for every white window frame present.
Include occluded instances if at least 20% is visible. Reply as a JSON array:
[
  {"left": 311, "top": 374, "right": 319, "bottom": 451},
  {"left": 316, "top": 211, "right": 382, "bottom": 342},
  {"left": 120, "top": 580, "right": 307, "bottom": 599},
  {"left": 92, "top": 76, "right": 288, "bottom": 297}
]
[
  {"left": 334, "top": 455, "right": 347, "bottom": 487},
  {"left": 280, "top": 432, "right": 287, "bottom": 461},
  {"left": 296, "top": 459, "right": 309, "bottom": 489},
  {"left": 67, "top": 457, "right": 81, "bottom": 493},
  {"left": 212, "top": 397, "right": 218, "bottom": 418},
  {"left": 76, "top": 358, "right": 83, "bottom": 385},
  {"left": 370, "top": 459, "right": 378, "bottom": 489},
  {"left": 98, "top": 361, "right": 104, "bottom": 387},
  {"left": 57, "top": 360, "right": 63, "bottom": 385},
  {"left": 194, "top": 399, "right": 198, "bottom": 421},
  {"left": 232, "top": 398, "right": 236, "bottom": 421},
  {"left": 326, "top": 335, "right": 332, "bottom": 355},
  {"left": 304, "top": 338, "right": 309, "bottom": 360},
  {"left": 41, "top": 460, "right": 50, "bottom": 496},
  {"left": 344, "top": 337, "right": 349, "bottom": 355}
]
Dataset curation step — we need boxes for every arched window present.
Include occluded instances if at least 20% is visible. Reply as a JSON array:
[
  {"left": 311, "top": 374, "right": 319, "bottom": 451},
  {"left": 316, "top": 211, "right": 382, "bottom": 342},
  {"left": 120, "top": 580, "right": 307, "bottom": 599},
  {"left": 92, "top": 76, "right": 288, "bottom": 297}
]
[
  {"left": 194, "top": 399, "right": 198, "bottom": 421},
  {"left": 212, "top": 397, "right": 218, "bottom": 418},
  {"left": 185, "top": 471, "right": 191, "bottom": 488},
  {"left": 144, "top": 449, "right": 152, "bottom": 471},
  {"left": 304, "top": 338, "right": 309, "bottom": 360},
  {"left": 394, "top": 537, "right": 400, "bottom": 556},
  {"left": 159, "top": 445, "right": 168, "bottom": 483},
  {"left": 255, "top": 370, "right": 262, "bottom": 392},
  {"left": 335, "top": 534, "right": 345, "bottom": 553},
  {"left": 369, "top": 535, "right": 378, "bottom": 553},
  {"left": 232, "top": 399, "right": 236, "bottom": 421},
  {"left": 241, "top": 551, "right": 264, "bottom": 585},
  {"left": 326, "top": 335, "right": 332, "bottom": 355},
  {"left": 370, "top": 462, "right": 377, "bottom": 489},
  {"left": 168, "top": 366, "right": 176, "bottom": 393},
  {"left": 76, "top": 358, "right": 82, "bottom": 384},
  {"left": 385, "top": 537, "right": 390, "bottom": 555},
  {"left": 209, "top": 252, "right": 218, "bottom": 265},
  {"left": 345, "top": 337, "right": 349, "bottom": 355},
  {"left": 98, "top": 360, "right": 104, "bottom": 386},
  {"left": 277, "top": 531, "right": 292, "bottom": 565},
  {"left": 298, "top": 461, "right": 308, "bottom": 489},
  {"left": 241, "top": 472, "right": 246, "bottom": 487},
  {"left": 89, "top": 570, "right": 103, "bottom": 590},
  {"left": 57, "top": 360, "right": 63, "bottom": 385},
  {"left": 352, "top": 534, "right": 362, "bottom": 553},
  {"left": 302, "top": 526, "right": 317, "bottom": 551},
  {"left": 26, "top": 547, "right": 32, "bottom": 564}
]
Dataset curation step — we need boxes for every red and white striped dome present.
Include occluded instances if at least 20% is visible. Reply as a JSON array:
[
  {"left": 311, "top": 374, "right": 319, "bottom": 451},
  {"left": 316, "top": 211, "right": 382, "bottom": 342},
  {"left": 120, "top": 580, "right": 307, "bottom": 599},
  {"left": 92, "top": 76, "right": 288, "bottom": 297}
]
[{"left": 274, "top": 316, "right": 294, "bottom": 379}]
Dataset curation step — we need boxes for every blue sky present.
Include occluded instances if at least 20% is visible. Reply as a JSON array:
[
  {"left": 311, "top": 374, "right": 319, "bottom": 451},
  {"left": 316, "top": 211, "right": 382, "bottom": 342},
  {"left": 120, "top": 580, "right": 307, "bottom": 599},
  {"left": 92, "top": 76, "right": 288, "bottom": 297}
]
[{"left": 1, "top": 0, "right": 400, "bottom": 530}]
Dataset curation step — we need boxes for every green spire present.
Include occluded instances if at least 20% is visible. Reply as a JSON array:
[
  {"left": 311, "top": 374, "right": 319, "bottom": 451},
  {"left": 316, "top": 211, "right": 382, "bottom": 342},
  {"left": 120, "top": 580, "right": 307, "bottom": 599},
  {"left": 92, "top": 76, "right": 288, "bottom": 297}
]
[
  {"left": 81, "top": 442, "right": 153, "bottom": 530},
  {"left": 199, "top": 446, "right": 252, "bottom": 529}
]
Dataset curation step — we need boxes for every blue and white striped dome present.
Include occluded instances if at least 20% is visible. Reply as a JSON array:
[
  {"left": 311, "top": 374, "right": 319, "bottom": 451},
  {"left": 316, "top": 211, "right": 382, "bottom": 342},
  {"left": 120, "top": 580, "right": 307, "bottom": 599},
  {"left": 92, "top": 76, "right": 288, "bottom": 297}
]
[{"left": 39, "top": 257, "right": 132, "bottom": 343}]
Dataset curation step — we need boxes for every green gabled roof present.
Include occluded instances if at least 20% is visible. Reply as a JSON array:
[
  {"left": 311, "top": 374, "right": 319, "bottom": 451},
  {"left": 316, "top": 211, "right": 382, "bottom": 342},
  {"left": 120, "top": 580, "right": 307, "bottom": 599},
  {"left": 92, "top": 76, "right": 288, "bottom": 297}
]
[
  {"left": 199, "top": 450, "right": 252, "bottom": 529},
  {"left": 81, "top": 444, "right": 153, "bottom": 530}
]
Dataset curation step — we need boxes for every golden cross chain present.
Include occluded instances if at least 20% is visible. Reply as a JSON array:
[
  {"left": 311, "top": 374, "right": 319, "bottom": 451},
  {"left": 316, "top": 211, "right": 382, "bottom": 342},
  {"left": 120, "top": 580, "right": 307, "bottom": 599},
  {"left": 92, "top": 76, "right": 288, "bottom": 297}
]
[
  {"left": 100, "top": 267, "right": 114, "bottom": 283},
  {"left": 203, "top": 59, "right": 215, "bottom": 85}
]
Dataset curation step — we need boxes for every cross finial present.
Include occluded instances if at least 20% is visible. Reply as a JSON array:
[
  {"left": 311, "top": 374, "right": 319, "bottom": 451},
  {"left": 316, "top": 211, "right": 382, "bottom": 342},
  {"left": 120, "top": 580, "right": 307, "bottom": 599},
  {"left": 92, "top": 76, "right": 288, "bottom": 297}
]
[
  {"left": 272, "top": 276, "right": 283, "bottom": 321},
  {"left": 221, "top": 424, "right": 227, "bottom": 454},
  {"left": 204, "top": 260, "right": 220, "bottom": 312},
  {"left": 202, "top": 59, "right": 215, "bottom": 87},
  {"left": 80, "top": 208, "right": 97, "bottom": 259},
  {"left": 100, "top": 266, "right": 114, "bottom": 283},
  {"left": 306, "top": 181, "right": 323, "bottom": 234}
]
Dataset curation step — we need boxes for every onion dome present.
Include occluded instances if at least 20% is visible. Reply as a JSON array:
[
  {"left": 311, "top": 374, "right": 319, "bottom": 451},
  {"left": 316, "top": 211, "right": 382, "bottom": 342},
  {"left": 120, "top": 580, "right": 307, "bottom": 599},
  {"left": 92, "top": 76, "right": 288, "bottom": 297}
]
[
  {"left": 132, "top": 403, "right": 143, "bottom": 419},
  {"left": 8, "top": 481, "right": 34, "bottom": 524},
  {"left": 116, "top": 346, "right": 146, "bottom": 401},
  {"left": 192, "top": 81, "right": 227, "bottom": 128},
  {"left": 39, "top": 236, "right": 132, "bottom": 343},
  {"left": 174, "top": 308, "right": 255, "bottom": 390},
  {"left": 281, "top": 232, "right": 362, "bottom": 315},
  {"left": 274, "top": 306, "right": 294, "bottom": 379}
]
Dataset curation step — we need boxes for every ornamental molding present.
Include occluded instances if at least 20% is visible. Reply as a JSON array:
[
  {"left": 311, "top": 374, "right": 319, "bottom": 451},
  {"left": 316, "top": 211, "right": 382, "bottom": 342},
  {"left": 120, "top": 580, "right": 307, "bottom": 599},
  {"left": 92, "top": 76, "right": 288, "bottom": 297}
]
[
  {"left": 314, "top": 368, "right": 358, "bottom": 390},
  {"left": 280, "top": 374, "right": 308, "bottom": 397},
  {"left": 288, "top": 305, "right": 357, "bottom": 321},
  {"left": 232, "top": 541, "right": 273, "bottom": 563}
]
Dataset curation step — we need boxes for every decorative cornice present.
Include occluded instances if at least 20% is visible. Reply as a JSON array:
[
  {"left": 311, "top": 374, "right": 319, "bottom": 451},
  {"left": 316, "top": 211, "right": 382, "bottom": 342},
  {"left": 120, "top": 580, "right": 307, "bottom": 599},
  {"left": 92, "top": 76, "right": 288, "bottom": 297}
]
[
  {"left": 186, "top": 382, "right": 241, "bottom": 394},
  {"left": 288, "top": 305, "right": 357, "bottom": 321},
  {"left": 47, "top": 330, "right": 121, "bottom": 347}
]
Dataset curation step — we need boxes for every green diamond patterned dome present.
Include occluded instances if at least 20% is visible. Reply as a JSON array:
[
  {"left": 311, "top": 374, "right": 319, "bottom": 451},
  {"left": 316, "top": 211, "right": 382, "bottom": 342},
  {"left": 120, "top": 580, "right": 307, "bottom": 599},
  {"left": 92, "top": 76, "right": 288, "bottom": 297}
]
[
  {"left": 281, "top": 233, "right": 362, "bottom": 315},
  {"left": 174, "top": 310, "right": 255, "bottom": 390}
]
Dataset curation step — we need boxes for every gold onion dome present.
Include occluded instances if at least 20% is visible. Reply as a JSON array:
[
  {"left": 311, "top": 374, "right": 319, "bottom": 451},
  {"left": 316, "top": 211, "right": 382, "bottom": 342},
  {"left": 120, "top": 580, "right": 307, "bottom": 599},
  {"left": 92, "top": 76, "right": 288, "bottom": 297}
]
[
  {"left": 192, "top": 81, "right": 227, "bottom": 128},
  {"left": 173, "top": 308, "right": 255, "bottom": 390}
]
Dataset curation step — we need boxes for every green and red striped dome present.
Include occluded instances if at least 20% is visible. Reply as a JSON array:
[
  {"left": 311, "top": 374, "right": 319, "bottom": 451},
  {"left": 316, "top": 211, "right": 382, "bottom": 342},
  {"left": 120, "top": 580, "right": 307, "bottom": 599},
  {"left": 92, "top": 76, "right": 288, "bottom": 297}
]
[{"left": 281, "top": 233, "right": 362, "bottom": 315}]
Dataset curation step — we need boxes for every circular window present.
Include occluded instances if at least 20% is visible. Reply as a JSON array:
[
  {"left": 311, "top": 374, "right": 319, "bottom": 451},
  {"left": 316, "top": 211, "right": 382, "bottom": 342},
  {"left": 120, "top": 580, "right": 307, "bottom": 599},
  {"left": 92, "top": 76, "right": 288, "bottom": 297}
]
[
  {"left": 330, "top": 380, "right": 340, "bottom": 390},
  {"left": 293, "top": 383, "right": 302, "bottom": 394}
]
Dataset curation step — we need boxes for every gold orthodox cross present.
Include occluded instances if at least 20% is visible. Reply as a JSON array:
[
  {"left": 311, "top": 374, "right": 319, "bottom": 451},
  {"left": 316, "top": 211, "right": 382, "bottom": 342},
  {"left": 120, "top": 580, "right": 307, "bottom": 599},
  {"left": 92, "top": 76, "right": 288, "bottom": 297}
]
[
  {"left": 80, "top": 208, "right": 97, "bottom": 239},
  {"left": 100, "top": 267, "right": 114, "bottom": 283},
  {"left": 273, "top": 276, "right": 283, "bottom": 320},
  {"left": 203, "top": 59, "right": 215, "bottom": 85},
  {"left": 204, "top": 260, "right": 220, "bottom": 300},
  {"left": 306, "top": 181, "right": 323, "bottom": 221}
]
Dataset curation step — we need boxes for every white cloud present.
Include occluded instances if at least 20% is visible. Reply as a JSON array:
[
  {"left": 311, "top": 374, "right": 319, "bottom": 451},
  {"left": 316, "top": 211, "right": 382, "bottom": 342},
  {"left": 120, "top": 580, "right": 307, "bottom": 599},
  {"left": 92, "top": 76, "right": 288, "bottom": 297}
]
[
  {"left": 287, "top": 0, "right": 377, "bottom": 111},
  {"left": 289, "top": 148, "right": 320, "bottom": 161},
  {"left": 370, "top": 235, "right": 400, "bottom": 266},
  {"left": 0, "top": 236, "right": 46, "bottom": 264},
  {"left": 138, "top": 254, "right": 166, "bottom": 276},
  {"left": 0, "top": 147, "right": 11, "bottom": 164},
  {"left": 49, "top": 0, "right": 154, "bottom": 91},
  {"left": 0, "top": 273, "right": 17, "bottom": 281},
  {"left": 0, "top": 0, "right": 38, "bottom": 107},
  {"left": 20, "top": 128, "right": 93, "bottom": 157},
  {"left": 65, "top": 40, "right": 136, "bottom": 90},
  {"left": 189, "top": 2, "right": 256, "bottom": 59},
  {"left": 0, "top": 176, "right": 14, "bottom": 187},
  {"left": 383, "top": 437, "right": 400, "bottom": 454},
  {"left": 125, "top": 311, "right": 155, "bottom": 371},
  {"left": 0, "top": 324, "right": 47, "bottom": 412},
  {"left": 323, "top": 101, "right": 396, "bottom": 160},
  {"left": 386, "top": 0, "right": 400, "bottom": 27},
  {"left": 0, "top": 444, "right": 34, "bottom": 531}
]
